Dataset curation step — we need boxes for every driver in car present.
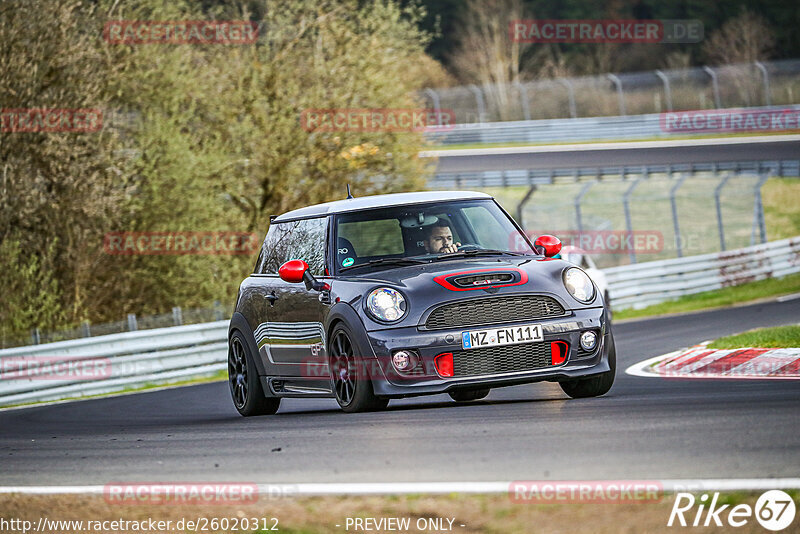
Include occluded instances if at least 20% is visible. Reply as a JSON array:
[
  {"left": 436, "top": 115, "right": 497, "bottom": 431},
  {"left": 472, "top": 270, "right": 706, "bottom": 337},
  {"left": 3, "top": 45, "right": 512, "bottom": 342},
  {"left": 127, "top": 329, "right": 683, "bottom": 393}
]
[{"left": 423, "top": 220, "right": 461, "bottom": 254}]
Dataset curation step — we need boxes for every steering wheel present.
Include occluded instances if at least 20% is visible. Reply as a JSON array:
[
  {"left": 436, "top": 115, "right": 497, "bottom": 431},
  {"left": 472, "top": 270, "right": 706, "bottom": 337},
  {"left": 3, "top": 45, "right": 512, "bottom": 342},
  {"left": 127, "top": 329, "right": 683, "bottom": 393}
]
[{"left": 457, "top": 243, "right": 482, "bottom": 252}]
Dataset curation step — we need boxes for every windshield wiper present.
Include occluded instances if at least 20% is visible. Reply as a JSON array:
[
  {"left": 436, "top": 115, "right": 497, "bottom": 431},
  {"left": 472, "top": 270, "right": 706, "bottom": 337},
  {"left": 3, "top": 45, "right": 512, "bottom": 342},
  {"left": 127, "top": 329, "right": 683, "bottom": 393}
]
[
  {"left": 431, "top": 249, "right": 527, "bottom": 261},
  {"left": 340, "top": 257, "right": 429, "bottom": 272}
]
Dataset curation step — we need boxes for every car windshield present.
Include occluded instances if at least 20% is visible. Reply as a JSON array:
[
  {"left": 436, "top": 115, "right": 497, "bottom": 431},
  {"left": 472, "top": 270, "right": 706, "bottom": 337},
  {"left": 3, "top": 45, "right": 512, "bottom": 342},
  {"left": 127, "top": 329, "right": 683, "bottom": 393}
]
[{"left": 333, "top": 199, "right": 535, "bottom": 273}]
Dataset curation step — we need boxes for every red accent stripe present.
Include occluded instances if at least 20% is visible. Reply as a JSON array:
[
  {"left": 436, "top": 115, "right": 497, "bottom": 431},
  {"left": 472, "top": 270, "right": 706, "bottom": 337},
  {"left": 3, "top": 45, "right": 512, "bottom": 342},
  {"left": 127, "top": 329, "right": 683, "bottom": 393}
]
[{"left": 691, "top": 348, "right": 769, "bottom": 375}]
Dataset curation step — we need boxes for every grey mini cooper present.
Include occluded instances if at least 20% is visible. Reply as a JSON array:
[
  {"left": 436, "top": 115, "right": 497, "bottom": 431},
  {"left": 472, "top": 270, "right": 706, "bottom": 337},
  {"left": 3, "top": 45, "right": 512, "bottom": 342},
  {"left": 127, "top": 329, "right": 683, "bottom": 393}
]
[{"left": 228, "top": 191, "right": 615, "bottom": 415}]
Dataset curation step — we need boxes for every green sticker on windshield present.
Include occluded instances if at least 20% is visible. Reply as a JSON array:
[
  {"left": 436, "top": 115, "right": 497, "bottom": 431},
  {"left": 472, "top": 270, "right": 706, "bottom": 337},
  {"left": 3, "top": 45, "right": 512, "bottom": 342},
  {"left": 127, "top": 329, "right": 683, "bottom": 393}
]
[{"left": 342, "top": 257, "right": 354, "bottom": 267}]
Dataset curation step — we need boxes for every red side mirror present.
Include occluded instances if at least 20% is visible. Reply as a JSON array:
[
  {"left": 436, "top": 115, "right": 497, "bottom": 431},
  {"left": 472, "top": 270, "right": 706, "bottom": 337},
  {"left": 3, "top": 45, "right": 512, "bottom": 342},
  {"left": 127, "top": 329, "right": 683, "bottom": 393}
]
[
  {"left": 534, "top": 235, "right": 562, "bottom": 258},
  {"left": 278, "top": 260, "right": 309, "bottom": 283}
]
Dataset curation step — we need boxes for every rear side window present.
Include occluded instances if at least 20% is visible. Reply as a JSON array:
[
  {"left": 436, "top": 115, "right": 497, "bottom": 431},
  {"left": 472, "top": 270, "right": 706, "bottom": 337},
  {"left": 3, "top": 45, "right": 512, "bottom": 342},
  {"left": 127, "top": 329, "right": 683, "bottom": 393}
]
[{"left": 259, "top": 217, "right": 327, "bottom": 276}]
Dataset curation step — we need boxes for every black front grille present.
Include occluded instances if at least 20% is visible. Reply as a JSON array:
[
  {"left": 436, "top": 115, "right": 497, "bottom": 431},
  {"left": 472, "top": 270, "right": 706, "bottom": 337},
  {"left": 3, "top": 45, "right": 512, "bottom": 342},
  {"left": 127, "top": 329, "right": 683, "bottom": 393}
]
[
  {"left": 425, "top": 295, "right": 565, "bottom": 330},
  {"left": 453, "top": 342, "right": 553, "bottom": 377}
]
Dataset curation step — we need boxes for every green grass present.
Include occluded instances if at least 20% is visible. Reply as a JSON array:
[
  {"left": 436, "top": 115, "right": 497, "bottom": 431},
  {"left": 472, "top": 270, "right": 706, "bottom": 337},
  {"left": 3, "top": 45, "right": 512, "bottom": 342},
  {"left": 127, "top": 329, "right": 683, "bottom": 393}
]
[
  {"left": 708, "top": 325, "right": 800, "bottom": 349},
  {"left": 615, "top": 272, "right": 800, "bottom": 320}
]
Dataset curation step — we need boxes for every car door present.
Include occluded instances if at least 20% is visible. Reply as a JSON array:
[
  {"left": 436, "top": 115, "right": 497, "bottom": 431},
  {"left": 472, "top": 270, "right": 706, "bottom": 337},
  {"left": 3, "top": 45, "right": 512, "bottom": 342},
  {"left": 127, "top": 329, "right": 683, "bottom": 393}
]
[{"left": 263, "top": 216, "right": 330, "bottom": 379}]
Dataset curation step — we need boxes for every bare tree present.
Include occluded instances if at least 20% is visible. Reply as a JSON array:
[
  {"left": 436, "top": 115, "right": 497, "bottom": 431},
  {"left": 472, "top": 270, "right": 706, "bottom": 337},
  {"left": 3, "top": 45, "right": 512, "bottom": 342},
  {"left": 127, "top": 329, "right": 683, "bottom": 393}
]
[
  {"left": 447, "top": 0, "right": 528, "bottom": 121},
  {"left": 703, "top": 9, "right": 774, "bottom": 66}
]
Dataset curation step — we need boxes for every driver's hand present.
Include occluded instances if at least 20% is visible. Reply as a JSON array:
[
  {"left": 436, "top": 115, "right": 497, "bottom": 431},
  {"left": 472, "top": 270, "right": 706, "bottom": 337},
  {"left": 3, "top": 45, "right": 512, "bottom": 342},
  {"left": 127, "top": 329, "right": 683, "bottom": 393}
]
[{"left": 440, "top": 242, "right": 461, "bottom": 254}]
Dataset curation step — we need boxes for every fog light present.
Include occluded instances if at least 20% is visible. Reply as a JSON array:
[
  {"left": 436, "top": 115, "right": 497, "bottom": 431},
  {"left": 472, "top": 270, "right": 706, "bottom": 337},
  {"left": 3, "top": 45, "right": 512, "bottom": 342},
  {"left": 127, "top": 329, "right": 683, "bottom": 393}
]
[
  {"left": 434, "top": 352, "right": 454, "bottom": 378},
  {"left": 580, "top": 331, "right": 598, "bottom": 351},
  {"left": 392, "top": 350, "right": 413, "bottom": 371}
]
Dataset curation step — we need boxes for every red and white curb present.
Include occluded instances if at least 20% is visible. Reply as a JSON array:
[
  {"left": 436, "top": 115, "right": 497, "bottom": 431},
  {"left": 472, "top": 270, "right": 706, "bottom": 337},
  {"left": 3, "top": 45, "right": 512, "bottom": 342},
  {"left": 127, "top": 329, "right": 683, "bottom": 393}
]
[{"left": 626, "top": 343, "right": 800, "bottom": 380}]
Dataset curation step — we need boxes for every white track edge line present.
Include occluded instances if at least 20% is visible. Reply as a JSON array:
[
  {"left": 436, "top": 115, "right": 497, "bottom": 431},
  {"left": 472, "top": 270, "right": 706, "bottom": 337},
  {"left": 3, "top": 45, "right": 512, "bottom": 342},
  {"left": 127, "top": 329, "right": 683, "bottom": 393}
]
[{"left": 2, "top": 480, "right": 800, "bottom": 495}]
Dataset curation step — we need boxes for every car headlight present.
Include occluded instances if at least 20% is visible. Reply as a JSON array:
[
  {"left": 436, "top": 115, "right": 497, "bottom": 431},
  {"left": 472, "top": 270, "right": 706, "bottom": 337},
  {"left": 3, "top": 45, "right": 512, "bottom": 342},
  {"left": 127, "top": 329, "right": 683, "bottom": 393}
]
[
  {"left": 563, "top": 267, "right": 595, "bottom": 303},
  {"left": 366, "top": 288, "right": 407, "bottom": 322}
]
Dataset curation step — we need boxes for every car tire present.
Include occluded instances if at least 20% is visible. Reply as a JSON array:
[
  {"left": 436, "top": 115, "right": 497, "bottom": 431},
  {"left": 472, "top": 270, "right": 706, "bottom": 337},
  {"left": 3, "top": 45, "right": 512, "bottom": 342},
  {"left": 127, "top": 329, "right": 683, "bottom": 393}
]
[
  {"left": 448, "top": 389, "right": 490, "bottom": 402},
  {"left": 328, "top": 323, "right": 389, "bottom": 413},
  {"left": 228, "top": 330, "right": 281, "bottom": 417},
  {"left": 559, "top": 332, "right": 616, "bottom": 399}
]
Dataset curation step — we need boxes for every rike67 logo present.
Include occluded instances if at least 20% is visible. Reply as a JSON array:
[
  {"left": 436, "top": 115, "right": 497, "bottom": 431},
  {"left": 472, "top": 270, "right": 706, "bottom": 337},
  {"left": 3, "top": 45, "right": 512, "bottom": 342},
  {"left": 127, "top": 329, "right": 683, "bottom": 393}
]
[{"left": 668, "top": 490, "right": 796, "bottom": 531}]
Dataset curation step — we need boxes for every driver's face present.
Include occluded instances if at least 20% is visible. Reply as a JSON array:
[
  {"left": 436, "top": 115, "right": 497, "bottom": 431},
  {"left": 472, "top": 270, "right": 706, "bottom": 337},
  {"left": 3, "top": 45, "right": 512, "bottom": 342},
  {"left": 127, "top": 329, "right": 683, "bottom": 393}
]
[{"left": 425, "top": 226, "right": 454, "bottom": 253}]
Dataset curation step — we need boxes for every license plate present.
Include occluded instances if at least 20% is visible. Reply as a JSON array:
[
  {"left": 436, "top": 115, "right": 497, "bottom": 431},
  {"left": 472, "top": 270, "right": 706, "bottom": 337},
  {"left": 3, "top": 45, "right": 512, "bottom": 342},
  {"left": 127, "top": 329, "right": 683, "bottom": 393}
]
[{"left": 462, "top": 323, "right": 543, "bottom": 350}]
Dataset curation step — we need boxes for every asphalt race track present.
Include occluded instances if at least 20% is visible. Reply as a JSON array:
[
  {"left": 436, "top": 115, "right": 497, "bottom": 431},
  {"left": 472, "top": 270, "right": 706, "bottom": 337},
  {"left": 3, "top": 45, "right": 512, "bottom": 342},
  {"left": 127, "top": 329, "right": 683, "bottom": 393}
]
[
  {"left": 1, "top": 298, "right": 799, "bottom": 486},
  {"left": 429, "top": 136, "right": 800, "bottom": 173}
]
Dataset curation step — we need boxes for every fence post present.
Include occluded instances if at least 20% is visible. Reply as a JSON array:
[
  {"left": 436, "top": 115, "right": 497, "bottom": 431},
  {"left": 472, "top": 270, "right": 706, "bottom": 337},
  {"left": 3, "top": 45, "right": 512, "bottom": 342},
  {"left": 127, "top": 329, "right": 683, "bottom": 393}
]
[
  {"left": 214, "top": 300, "right": 224, "bottom": 321},
  {"left": 467, "top": 84, "right": 486, "bottom": 123},
  {"left": 514, "top": 81, "right": 531, "bottom": 121},
  {"left": 670, "top": 173, "right": 689, "bottom": 257},
  {"left": 714, "top": 173, "right": 733, "bottom": 251},
  {"left": 607, "top": 74, "right": 626, "bottom": 115},
  {"left": 172, "top": 306, "right": 183, "bottom": 326},
  {"left": 623, "top": 177, "right": 644, "bottom": 264},
  {"left": 754, "top": 62, "right": 771, "bottom": 106},
  {"left": 703, "top": 66, "right": 721, "bottom": 109},
  {"left": 516, "top": 184, "right": 537, "bottom": 230},
  {"left": 655, "top": 70, "right": 672, "bottom": 111},
  {"left": 127, "top": 313, "right": 138, "bottom": 332},
  {"left": 574, "top": 181, "right": 595, "bottom": 244},
  {"left": 751, "top": 172, "right": 770, "bottom": 245},
  {"left": 31, "top": 328, "right": 41, "bottom": 345},
  {"left": 81, "top": 321, "right": 91, "bottom": 338},
  {"left": 558, "top": 78, "right": 577, "bottom": 118},
  {"left": 423, "top": 88, "right": 442, "bottom": 126}
]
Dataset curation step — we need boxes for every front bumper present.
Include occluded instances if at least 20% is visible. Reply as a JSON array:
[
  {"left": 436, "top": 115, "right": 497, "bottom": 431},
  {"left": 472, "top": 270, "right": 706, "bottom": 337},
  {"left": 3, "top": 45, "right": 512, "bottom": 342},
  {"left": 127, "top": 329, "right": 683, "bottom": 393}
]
[{"left": 365, "top": 307, "right": 609, "bottom": 397}]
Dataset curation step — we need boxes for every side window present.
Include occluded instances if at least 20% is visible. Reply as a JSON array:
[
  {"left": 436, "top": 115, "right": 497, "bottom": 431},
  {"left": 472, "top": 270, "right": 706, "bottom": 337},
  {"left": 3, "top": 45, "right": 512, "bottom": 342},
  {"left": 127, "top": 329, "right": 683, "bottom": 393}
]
[{"left": 260, "top": 218, "right": 327, "bottom": 276}]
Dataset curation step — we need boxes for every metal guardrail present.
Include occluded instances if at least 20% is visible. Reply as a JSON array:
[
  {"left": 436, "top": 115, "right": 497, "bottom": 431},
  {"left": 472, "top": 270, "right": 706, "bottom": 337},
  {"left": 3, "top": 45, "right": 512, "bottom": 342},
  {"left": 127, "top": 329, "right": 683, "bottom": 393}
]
[
  {"left": 0, "top": 321, "right": 228, "bottom": 407},
  {"left": 605, "top": 236, "right": 800, "bottom": 310},
  {"left": 424, "top": 105, "right": 800, "bottom": 145},
  {"left": 1, "top": 237, "right": 798, "bottom": 407}
]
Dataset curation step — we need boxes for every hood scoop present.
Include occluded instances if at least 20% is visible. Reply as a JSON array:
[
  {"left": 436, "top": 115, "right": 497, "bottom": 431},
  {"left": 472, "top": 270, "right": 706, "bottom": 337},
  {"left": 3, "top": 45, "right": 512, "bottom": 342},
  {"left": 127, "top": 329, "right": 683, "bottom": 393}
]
[
  {"left": 452, "top": 272, "right": 515, "bottom": 288},
  {"left": 434, "top": 268, "right": 527, "bottom": 291}
]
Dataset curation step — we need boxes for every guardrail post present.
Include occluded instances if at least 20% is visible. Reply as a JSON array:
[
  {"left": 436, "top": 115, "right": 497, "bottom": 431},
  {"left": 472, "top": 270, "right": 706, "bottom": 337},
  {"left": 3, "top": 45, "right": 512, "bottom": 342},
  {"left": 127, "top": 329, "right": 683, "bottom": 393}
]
[
  {"left": 127, "top": 313, "right": 138, "bottom": 332},
  {"left": 423, "top": 88, "right": 442, "bottom": 126},
  {"left": 754, "top": 61, "right": 771, "bottom": 106},
  {"left": 752, "top": 172, "right": 770, "bottom": 245},
  {"left": 574, "top": 181, "right": 595, "bottom": 243},
  {"left": 81, "top": 321, "right": 91, "bottom": 338},
  {"left": 172, "top": 307, "right": 183, "bottom": 326},
  {"left": 655, "top": 70, "right": 672, "bottom": 111},
  {"left": 558, "top": 78, "right": 577, "bottom": 118},
  {"left": 467, "top": 84, "right": 486, "bottom": 123},
  {"left": 623, "top": 177, "right": 643, "bottom": 264},
  {"left": 670, "top": 174, "right": 689, "bottom": 257},
  {"left": 607, "top": 74, "right": 626, "bottom": 115},
  {"left": 703, "top": 66, "right": 721, "bottom": 109},
  {"left": 514, "top": 81, "right": 531, "bottom": 121},
  {"left": 31, "top": 328, "right": 41, "bottom": 345},
  {"left": 714, "top": 173, "right": 733, "bottom": 251}
]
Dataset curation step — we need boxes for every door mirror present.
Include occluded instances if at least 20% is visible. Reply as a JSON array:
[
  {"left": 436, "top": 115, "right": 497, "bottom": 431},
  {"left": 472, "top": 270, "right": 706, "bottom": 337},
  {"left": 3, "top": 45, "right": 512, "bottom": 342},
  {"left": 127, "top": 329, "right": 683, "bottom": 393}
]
[
  {"left": 534, "top": 235, "right": 562, "bottom": 258},
  {"left": 278, "top": 260, "right": 308, "bottom": 283}
]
